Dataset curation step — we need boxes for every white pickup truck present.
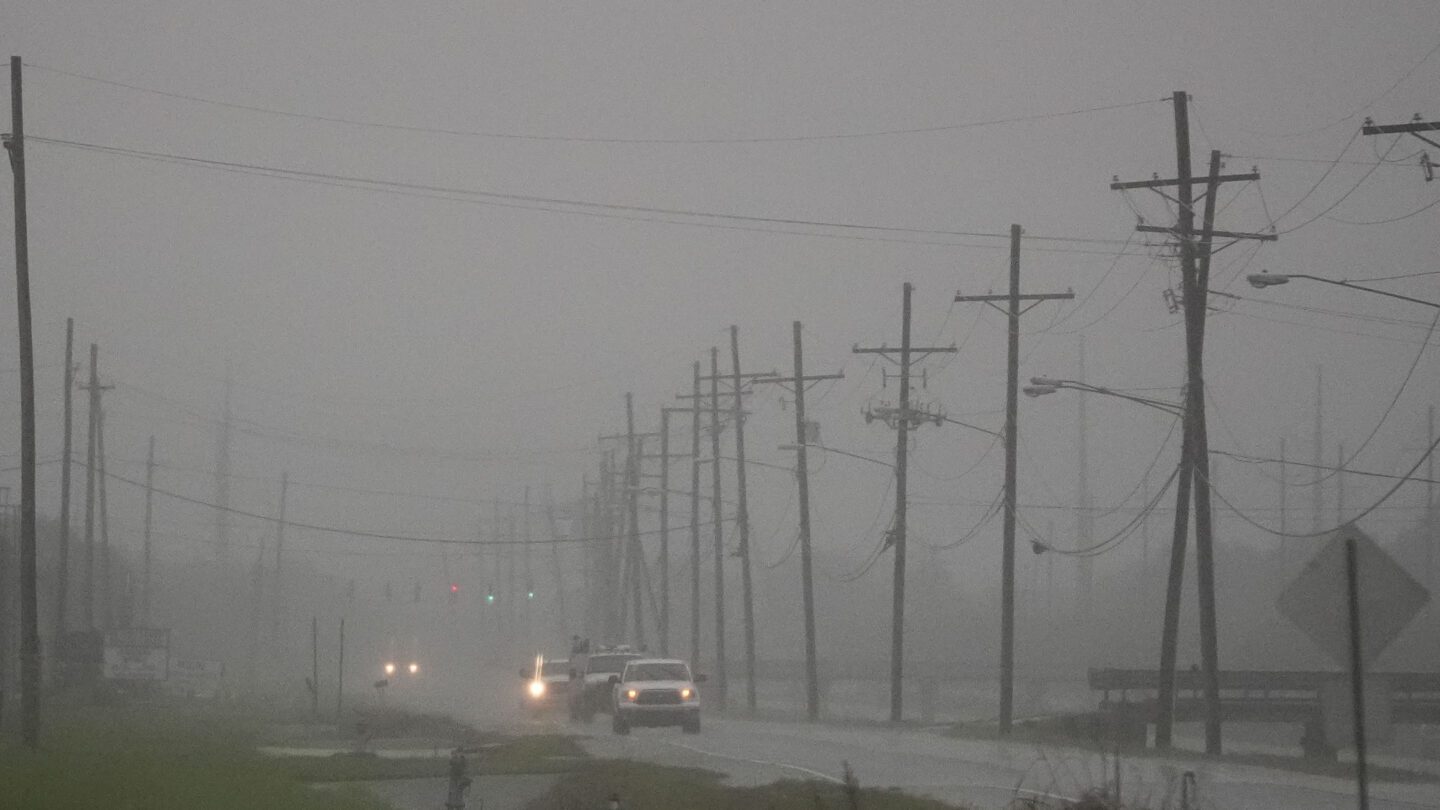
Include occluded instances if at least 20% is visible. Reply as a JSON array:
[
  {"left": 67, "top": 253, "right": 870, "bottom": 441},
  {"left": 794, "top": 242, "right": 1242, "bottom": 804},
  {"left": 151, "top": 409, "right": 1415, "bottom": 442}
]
[{"left": 610, "top": 658, "right": 704, "bottom": 735}]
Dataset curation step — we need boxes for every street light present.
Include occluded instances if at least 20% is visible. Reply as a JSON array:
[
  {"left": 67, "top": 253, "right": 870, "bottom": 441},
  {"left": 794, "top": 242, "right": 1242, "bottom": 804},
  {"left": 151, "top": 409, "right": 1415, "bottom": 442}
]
[
  {"left": 1025, "top": 377, "right": 1183, "bottom": 416},
  {"left": 1247, "top": 271, "right": 1440, "bottom": 309}
]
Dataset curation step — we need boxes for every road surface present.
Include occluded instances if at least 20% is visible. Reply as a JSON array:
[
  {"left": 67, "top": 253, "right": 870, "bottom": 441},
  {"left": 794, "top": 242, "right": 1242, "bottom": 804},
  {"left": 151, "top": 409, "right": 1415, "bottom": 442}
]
[{"left": 511, "top": 711, "right": 1440, "bottom": 810}]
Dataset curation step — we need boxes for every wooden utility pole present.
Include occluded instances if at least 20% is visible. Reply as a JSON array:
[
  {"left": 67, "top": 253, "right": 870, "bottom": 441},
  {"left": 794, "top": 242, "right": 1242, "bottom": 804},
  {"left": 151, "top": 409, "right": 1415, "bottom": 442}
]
[
  {"left": 1278, "top": 438, "right": 1288, "bottom": 565},
  {"left": 955, "top": 227, "right": 1074, "bottom": 734},
  {"left": 141, "top": 437, "right": 155, "bottom": 624},
  {"left": 690, "top": 362, "right": 703, "bottom": 668},
  {"left": 81, "top": 343, "right": 100, "bottom": 630},
  {"left": 215, "top": 366, "right": 233, "bottom": 561},
  {"left": 310, "top": 615, "right": 319, "bottom": 719},
  {"left": 625, "top": 395, "right": 646, "bottom": 648},
  {"left": 1313, "top": 367, "right": 1324, "bottom": 532},
  {"left": 1075, "top": 336, "right": 1093, "bottom": 621},
  {"left": 658, "top": 407, "right": 672, "bottom": 654},
  {"left": 708, "top": 348, "right": 727, "bottom": 711},
  {"left": 756, "top": 321, "right": 843, "bottom": 722},
  {"left": 5, "top": 55, "right": 40, "bottom": 747},
  {"left": 728, "top": 325, "right": 759, "bottom": 713},
  {"left": 1111, "top": 94, "right": 1274, "bottom": 753},
  {"left": 271, "top": 472, "right": 287, "bottom": 646},
  {"left": 97, "top": 408, "right": 111, "bottom": 629},
  {"left": 336, "top": 617, "right": 345, "bottom": 719},
  {"left": 855, "top": 283, "right": 957, "bottom": 722},
  {"left": 544, "top": 494, "right": 568, "bottom": 638},
  {"left": 55, "top": 318, "right": 74, "bottom": 657}
]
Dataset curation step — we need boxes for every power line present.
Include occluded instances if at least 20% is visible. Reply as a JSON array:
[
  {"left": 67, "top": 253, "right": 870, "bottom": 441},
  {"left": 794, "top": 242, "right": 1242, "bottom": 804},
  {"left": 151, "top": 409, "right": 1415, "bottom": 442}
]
[
  {"left": 1206, "top": 433, "right": 1440, "bottom": 539},
  {"left": 101, "top": 468, "right": 723, "bottom": 547},
  {"left": 26, "top": 63, "right": 1165, "bottom": 145},
  {"left": 29, "top": 135, "right": 1145, "bottom": 254}
]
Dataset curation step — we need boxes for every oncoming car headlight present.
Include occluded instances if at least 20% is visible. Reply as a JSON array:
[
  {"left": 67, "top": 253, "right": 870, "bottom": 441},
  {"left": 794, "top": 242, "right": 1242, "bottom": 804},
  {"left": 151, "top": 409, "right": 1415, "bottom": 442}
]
[
  {"left": 680, "top": 688, "right": 692, "bottom": 699},
  {"left": 383, "top": 662, "right": 396, "bottom": 676},
  {"left": 408, "top": 662, "right": 420, "bottom": 675},
  {"left": 528, "top": 680, "right": 546, "bottom": 698},
  {"left": 626, "top": 689, "right": 638, "bottom": 701}
]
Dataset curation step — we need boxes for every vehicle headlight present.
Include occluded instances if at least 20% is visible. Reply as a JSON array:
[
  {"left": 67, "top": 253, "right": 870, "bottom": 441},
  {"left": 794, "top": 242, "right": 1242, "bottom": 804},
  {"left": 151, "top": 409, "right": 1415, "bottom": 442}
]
[
  {"left": 626, "top": 689, "right": 638, "bottom": 701},
  {"left": 680, "top": 688, "right": 692, "bottom": 699},
  {"left": 529, "top": 680, "right": 546, "bottom": 697},
  {"left": 383, "top": 662, "right": 396, "bottom": 675},
  {"left": 408, "top": 662, "right": 420, "bottom": 675}
]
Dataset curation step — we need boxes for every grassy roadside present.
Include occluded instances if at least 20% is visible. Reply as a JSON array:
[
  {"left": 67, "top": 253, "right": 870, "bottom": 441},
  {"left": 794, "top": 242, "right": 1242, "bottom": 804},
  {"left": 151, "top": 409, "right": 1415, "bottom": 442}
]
[
  {"left": 945, "top": 720, "right": 1438, "bottom": 784},
  {"left": 524, "top": 759, "right": 970, "bottom": 810},
  {"left": 272, "top": 734, "right": 587, "bottom": 782},
  {"left": 0, "top": 703, "right": 389, "bottom": 810}
]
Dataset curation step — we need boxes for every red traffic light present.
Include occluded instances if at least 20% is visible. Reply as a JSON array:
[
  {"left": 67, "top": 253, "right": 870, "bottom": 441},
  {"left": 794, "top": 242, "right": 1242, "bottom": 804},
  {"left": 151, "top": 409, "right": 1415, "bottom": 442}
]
[{"left": 449, "top": 582, "right": 460, "bottom": 594}]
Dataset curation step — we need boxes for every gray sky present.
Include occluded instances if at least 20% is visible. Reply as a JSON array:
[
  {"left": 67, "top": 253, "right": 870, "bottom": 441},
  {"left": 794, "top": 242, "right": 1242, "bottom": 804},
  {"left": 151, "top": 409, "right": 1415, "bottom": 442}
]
[{"left": 3, "top": 2, "right": 1438, "bottom": 607}]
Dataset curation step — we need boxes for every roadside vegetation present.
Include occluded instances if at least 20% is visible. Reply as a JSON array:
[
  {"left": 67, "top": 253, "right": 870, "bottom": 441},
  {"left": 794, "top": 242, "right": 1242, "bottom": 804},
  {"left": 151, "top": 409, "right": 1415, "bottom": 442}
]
[
  {"left": 524, "top": 759, "right": 970, "bottom": 810},
  {"left": 0, "top": 703, "right": 388, "bottom": 810}
]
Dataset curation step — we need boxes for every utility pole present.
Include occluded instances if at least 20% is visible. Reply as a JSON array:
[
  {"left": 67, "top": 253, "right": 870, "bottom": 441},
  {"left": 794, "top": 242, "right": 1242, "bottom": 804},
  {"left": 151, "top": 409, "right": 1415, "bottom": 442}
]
[
  {"left": 310, "top": 616, "right": 319, "bottom": 719},
  {"left": 709, "top": 348, "right": 727, "bottom": 711},
  {"left": 271, "top": 472, "right": 288, "bottom": 646},
  {"left": 80, "top": 343, "right": 105, "bottom": 630},
  {"left": 54, "top": 318, "right": 74, "bottom": 660},
  {"left": 649, "top": 406, "right": 695, "bottom": 656},
  {"left": 658, "top": 408, "right": 673, "bottom": 654},
  {"left": 1278, "top": 438, "right": 1288, "bottom": 564},
  {"left": 728, "top": 325, "right": 758, "bottom": 714},
  {"left": 1314, "top": 367, "right": 1324, "bottom": 532},
  {"left": 523, "top": 485, "right": 533, "bottom": 638},
  {"left": 336, "top": 617, "right": 345, "bottom": 719},
  {"left": 855, "top": 283, "right": 957, "bottom": 722},
  {"left": 216, "top": 365, "right": 233, "bottom": 561},
  {"left": 1428, "top": 406, "right": 1435, "bottom": 592},
  {"left": 625, "top": 394, "right": 646, "bottom": 648},
  {"left": 955, "top": 227, "right": 1074, "bottom": 734},
  {"left": 690, "top": 362, "right": 703, "bottom": 668},
  {"left": 544, "top": 493, "right": 568, "bottom": 638},
  {"left": 1337, "top": 442, "right": 1346, "bottom": 525},
  {"left": 5, "top": 54, "right": 40, "bottom": 747},
  {"left": 755, "top": 321, "right": 844, "bottom": 722},
  {"left": 141, "top": 438, "right": 155, "bottom": 625},
  {"left": 97, "top": 408, "right": 111, "bottom": 629},
  {"left": 1111, "top": 96, "right": 1275, "bottom": 753},
  {"left": 1076, "top": 336, "right": 1093, "bottom": 623}
]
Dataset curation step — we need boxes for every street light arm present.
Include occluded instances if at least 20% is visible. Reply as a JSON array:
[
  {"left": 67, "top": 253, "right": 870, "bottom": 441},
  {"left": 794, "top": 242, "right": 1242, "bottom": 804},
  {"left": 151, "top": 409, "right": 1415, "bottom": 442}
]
[
  {"left": 1029, "top": 377, "right": 1182, "bottom": 415},
  {"left": 1248, "top": 272, "right": 1440, "bottom": 309}
]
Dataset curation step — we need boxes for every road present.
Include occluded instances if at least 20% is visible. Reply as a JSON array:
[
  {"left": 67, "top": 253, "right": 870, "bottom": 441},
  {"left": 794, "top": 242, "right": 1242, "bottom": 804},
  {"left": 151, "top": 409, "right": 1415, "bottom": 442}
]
[{"left": 511, "top": 712, "right": 1440, "bottom": 810}]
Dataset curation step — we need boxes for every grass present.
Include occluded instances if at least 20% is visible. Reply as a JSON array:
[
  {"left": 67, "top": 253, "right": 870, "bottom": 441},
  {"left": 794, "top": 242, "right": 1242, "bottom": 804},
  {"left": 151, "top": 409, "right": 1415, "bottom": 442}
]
[
  {"left": 946, "top": 718, "right": 1439, "bottom": 784},
  {"left": 0, "top": 702, "right": 390, "bottom": 810},
  {"left": 524, "top": 759, "right": 970, "bottom": 810},
  {"left": 272, "top": 734, "right": 588, "bottom": 782}
]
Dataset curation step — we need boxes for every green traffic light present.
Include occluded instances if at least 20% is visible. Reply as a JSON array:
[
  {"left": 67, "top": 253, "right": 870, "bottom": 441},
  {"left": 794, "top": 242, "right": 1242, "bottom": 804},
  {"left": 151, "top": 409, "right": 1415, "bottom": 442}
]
[
  {"left": 527, "top": 591, "right": 535, "bottom": 600},
  {"left": 486, "top": 593, "right": 495, "bottom": 604}
]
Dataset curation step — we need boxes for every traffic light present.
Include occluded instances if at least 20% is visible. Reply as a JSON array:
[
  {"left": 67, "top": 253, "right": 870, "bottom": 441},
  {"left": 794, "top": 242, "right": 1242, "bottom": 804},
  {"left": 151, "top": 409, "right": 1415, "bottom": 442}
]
[
  {"left": 526, "top": 582, "right": 535, "bottom": 600},
  {"left": 485, "top": 589, "right": 496, "bottom": 605},
  {"left": 448, "top": 582, "right": 459, "bottom": 606}
]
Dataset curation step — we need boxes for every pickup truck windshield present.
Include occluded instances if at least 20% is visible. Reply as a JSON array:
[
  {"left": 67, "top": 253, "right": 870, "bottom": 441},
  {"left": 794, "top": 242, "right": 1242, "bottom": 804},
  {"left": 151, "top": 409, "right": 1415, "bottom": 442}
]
[
  {"left": 585, "top": 654, "right": 636, "bottom": 674},
  {"left": 540, "top": 661, "right": 569, "bottom": 677},
  {"left": 625, "top": 662, "right": 690, "bottom": 682}
]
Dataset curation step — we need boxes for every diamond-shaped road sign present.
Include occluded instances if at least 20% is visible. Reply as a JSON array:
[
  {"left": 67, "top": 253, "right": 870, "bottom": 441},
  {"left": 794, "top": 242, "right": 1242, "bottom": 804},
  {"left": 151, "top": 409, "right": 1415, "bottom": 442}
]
[{"left": 1278, "top": 524, "right": 1429, "bottom": 667}]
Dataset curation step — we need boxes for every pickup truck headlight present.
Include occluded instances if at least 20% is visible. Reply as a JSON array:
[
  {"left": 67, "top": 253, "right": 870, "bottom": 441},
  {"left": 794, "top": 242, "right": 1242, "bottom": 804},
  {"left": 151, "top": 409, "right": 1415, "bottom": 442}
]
[
  {"left": 529, "top": 680, "right": 546, "bottom": 698},
  {"left": 680, "top": 688, "right": 692, "bottom": 699},
  {"left": 626, "top": 689, "right": 638, "bottom": 701}
]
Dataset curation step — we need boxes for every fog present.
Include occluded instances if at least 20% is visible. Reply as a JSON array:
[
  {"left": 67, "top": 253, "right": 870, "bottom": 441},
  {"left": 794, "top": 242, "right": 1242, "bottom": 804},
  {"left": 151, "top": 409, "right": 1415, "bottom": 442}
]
[{"left": 1, "top": 2, "right": 1438, "bottom": 727}]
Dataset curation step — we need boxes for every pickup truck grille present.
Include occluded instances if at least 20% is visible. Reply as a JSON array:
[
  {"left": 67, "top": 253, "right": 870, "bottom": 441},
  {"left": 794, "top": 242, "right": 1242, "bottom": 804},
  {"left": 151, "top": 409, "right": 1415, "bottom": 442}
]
[{"left": 636, "top": 689, "right": 682, "bottom": 705}]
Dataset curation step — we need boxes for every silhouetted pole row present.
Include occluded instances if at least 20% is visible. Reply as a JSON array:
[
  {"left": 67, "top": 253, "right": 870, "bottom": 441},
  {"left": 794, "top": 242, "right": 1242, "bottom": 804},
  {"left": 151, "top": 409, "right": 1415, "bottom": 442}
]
[{"left": 53, "top": 318, "right": 74, "bottom": 666}]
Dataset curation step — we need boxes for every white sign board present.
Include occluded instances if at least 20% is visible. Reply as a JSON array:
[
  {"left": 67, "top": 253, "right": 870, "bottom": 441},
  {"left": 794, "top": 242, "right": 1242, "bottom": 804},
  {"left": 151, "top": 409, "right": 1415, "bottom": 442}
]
[
  {"left": 1277, "top": 525, "right": 1429, "bottom": 667},
  {"left": 103, "top": 627, "right": 170, "bottom": 681}
]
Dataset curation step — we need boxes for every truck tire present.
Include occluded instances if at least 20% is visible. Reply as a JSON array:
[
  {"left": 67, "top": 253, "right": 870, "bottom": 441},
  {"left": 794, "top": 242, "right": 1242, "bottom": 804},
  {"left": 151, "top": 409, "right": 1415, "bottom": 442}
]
[
  {"left": 682, "top": 713, "right": 700, "bottom": 734},
  {"left": 612, "top": 713, "right": 630, "bottom": 735}
]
